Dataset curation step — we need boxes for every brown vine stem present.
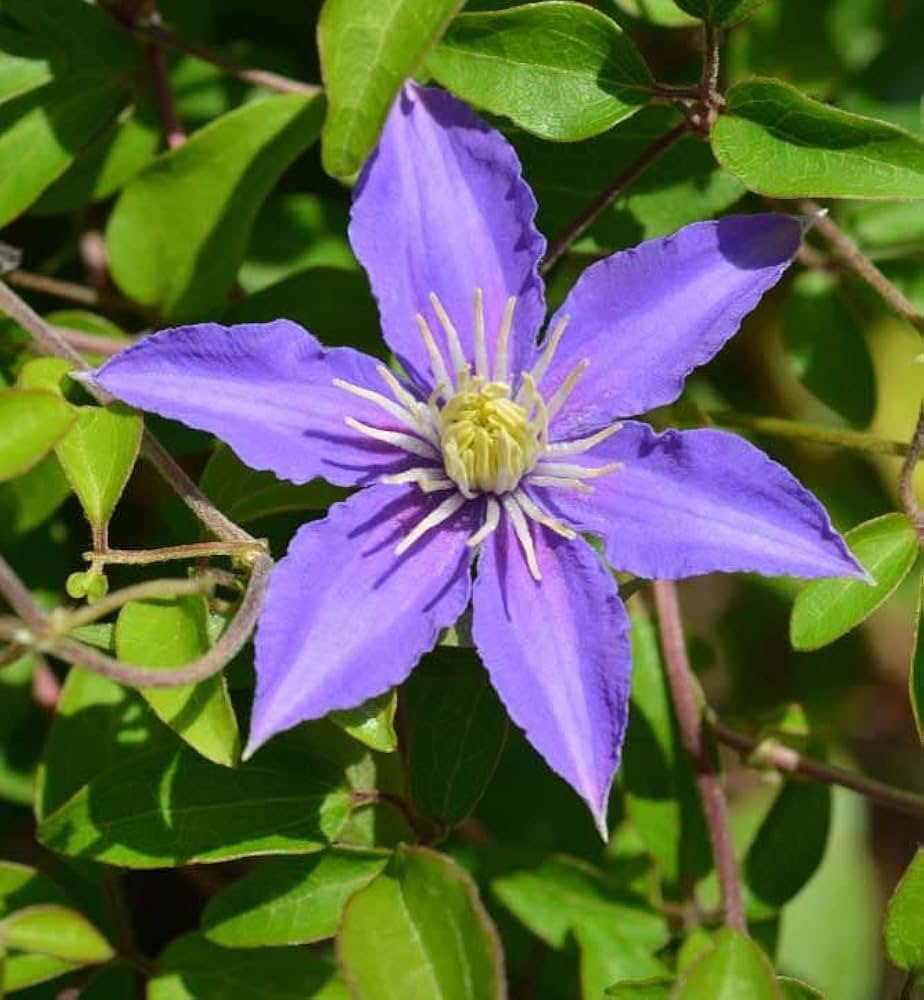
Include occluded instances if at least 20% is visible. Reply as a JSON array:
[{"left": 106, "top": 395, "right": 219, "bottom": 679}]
[
  {"left": 7, "top": 270, "right": 149, "bottom": 318},
  {"left": 126, "top": 19, "right": 321, "bottom": 97},
  {"left": 0, "top": 554, "right": 48, "bottom": 634},
  {"left": 653, "top": 579, "right": 747, "bottom": 933},
  {"left": 87, "top": 541, "right": 267, "bottom": 566},
  {"left": 713, "top": 722, "right": 924, "bottom": 819},
  {"left": 52, "top": 327, "right": 138, "bottom": 357},
  {"left": 799, "top": 199, "right": 924, "bottom": 336},
  {"left": 146, "top": 37, "right": 186, "bottom": 149},
  {"left": 59, "top": 576, "right": 217, "bottom": 632},
  {"left": 899, "top": 406, "right": 924, "bottom": 540},
  {"left": 541, "top": 122, "right": 689, "bottom": 274}
]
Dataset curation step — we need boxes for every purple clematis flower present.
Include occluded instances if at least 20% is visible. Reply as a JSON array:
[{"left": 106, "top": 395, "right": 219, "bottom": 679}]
[{"left": 89, "top": 83, "right": 864, "bottom": 836}]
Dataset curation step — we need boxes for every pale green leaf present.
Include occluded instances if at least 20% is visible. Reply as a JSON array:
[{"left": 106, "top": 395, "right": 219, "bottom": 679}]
[
  {"left": 673, "top": 0, "right": 768, "bottom": 26},
  {"left": 0, "top": 388, "right": 74, "bottom": 481},
  {"left": 605, "top": 0, "right": 696, "bottom": 27},
  {"left": 677, "top": 928, "right": 781, "bottom": 999},
  {"left": 116, "top": 597, "right": 240, "bottom": 767},
  {"left": 331, "top": 691, "right": 398, "bottom": 753},
  {"left": 604, "top": 979, "right": 673, "bottom": 998},
  {"left": 318, "top": 0, "right": 463, "bottom": 177},
  {"left": 912, "top": 573, "right": 924, "bottom": 745},
  {"left": 884, "top": 848, "right": 924, "bottom": 973},
  {"left": 790, "top": 513, "right": 919, "bottom": 650},
  {"left": 712, "top": 79, "right": 924, "bottom": 199},
  {"left": 203, "top": 850, "right": 388, "bottom": 948},
  {"left": 427, "top": 3, "right": 651, "bottom": 141},
  {"left": 338, "top": 846, "right": 505, "bottom": 1000},
  {"left": 55, "top": 403, "right": 142, "bottom": 533}
]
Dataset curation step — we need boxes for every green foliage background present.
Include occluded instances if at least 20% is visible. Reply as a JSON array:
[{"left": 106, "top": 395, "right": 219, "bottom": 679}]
[{"left": 0, "top": 0, "right": 921, "bottom": 997}]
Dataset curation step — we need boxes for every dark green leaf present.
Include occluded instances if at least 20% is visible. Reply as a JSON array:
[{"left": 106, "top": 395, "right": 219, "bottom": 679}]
[
  {"left": 884, "top": 848, "right": 924, "bottom": 973},
  {"left": 0, "top": 389, "right": 74, "bottom": 481},
  {"left": 37, "top": 736, "right": 351, "bottom": 868},
  {"left": 677, "top": 928, "right": 781, "bottom": 998},
  {"left": 0, "top": 862, "right": 70, "bottom": 918},
  {"left": 783, "top": 271, "right": 875, "bottom": 429},
  {"left": 55, "top": 403, "right": 142, "bottom": 535},
  {"left": 790, "top": 513, "right": 919, "bottom": 650},
  {"left": 0, "top": 454, "right": 72, "bottom": 543},
  {"left": 0, "top": 656, "right": 44, "bottom": 805},
  {"left": 0, "top": 27, "right": 52, "bottom": 105},
  {"left": 338, "top": 846, "right": 505, "bottom": 1000},
  {"left": 673, "top": 0, "right": 768, "bottom": 26},
  {"left": 0, "top": 905, "right": 113, "bottom": 964},
  {"left": 622, "top": 615, "right": 712, "bottom": 889},
  {"left": 149, "top": 933, "right": 348, "bottom": 999},
  {"left": 107, "top": 94, "right": 324, "bottom": 319},
  {"left": 199, "top": 443, "right": 346, "bottom": 527},
  {"left": 318, "top": 0, "right": 463, "bottom": 177},
  {"left": 745, "top": 776, "right": 831, "bottom": 911},
  {"left": 115, "top": 597, "right": 240, "bottom": 767},
  {"left": 404, "top": 648, "right": 508, "bottom": 826},
  {"left": 428, "top": 3, "right": 651, "bottom": 141},
  {"left": 203, "top": 850, "right": 388, "bottom": 948},
  {"left": 712, "top": 79, "right": 924, "bottom": 199}
]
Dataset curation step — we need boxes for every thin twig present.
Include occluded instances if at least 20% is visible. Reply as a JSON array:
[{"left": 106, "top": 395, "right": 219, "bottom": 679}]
[
  {"left": 541, "top": 123, "right": 689, "bottom": 274},
  {"left": 713, "top": 722, "right": 924, "bottom": 819},
  {"left": 899, "top": 406, "right": 924, "bottom": 540},
  {"left": 59, "top": 576, "right": 216, "bottom": 632},
  {"left": 7, "top": 270, "right": 147, "bottom": 318},
  {"left": 87, "top": 541, "right": 267, "bottom": 566},
  {"left": 52, "top": 327, "right": 137, "bottom": 357},
  {"left": 799, "top": 200, "right": 924, "bottom": 336},
  {"left": 127, "top": 19, "right": 321, "bottom": 97},
  {"left": 0, "top": 554, "right": 48, "bottom": 633},
  {"left": 696, "top": 409, "right": 914, "bottom": 458},
  {"left": 146, "top": 40, "right": 186, "bottom": 149},
  {"left": 653, "top": 580, "right": 747, "bottom": 932},
  {"left": 0, "top": 554, "right": 272, "bottom": 689}
]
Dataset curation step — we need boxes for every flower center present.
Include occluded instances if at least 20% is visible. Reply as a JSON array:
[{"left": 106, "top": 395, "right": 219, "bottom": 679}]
[{"left": 439, "top": 378, "right": 540, "bottom": 496}]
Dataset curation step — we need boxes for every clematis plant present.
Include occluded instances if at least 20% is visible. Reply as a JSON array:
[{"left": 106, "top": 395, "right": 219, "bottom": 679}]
[{"left": 89, "top": 83, "right": 863, "bottom": 836}]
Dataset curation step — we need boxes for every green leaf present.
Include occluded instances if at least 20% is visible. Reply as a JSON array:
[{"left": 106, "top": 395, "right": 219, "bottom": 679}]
[
  {"left": 0, "top": 657, "right": 44, "bottom": 805},
  {"left": 0, "top": 388, "right": 74, "bottom": 481},
  {"left": 0, "top": 27, "right": 52, "bottom": 105},
  {"left": 677, "top": 928, "right": 781, "bottom": 999},
  {"left": 318, "top": 0, "right": 463, "bottom": 177},
  {"left": 0, "top": 453, "right": 71, "bottom": 542},
  {"left": 338, "top": 846, "right": 505, "bottom": 1000},
  {"left": 490, "top": 852, "right": 669, "bottom": 953},
  {"left": 15, "top": 357, "right": 72, "bottom": 394},
  {"left": 199, "top": 443, "right": 346, "bottom": 526},
  {"left": 202, "top": 850, "right": 388, "bottom": 948},
  {"left": 622, "top": 615, "right": 712, "bottom": 889},
  {"left": 36, "top": 668, "right": 174, "bottom": 822},
  {"left": 783, "top": 271, "right": 875, "bottom": 429},
  {"left": 37, "top": 736, "right": 351, "bottom": 868},
  {"left": 404, "top": 648, "right": 508, "bottom": 826},
  {"left": 911, "top": 573, "right": 924, "bottom": 745},
  {"left": 712, "top": 79, "right": 924, "bottom": 199},
  {"left": 672, "top": 0, "right": 768, "bottom": 26},
  {"left": 577, "top": 920, "right": 669, "bottom": 998},
  {"left": 0, "top": 77, "right": 130, "bottom": 226},
  {"left": 514, "top": 106, "right": 744, "bottom": 252},
  {"left": 790, "top": 514, "right": 919, "bottom": 650},
  {"left": 115, "top": 597, "right": 241, "bottom": 767},
  {"left": 149, "top": 933, "right": 349, "bottom": 1000},
  {"left": 0, "top": 862, "right": 70, "bottom": 918},
  {"left": 55, "top": 403, "right": 142, "bottom": 535},
  {"left": 106, "top": 94, "right": 324, "bottom": 319},
  {"left": 331, "top": 692, "right": 398, "bottom": 753},
  {"left": 2, "top": 951, "right": 76, "bottom": 992},
  {"left": 427, "top": 3, "right": 651, "bottom": 142},
  {"left": 884, "top": 848, "right": 924, "bottom": 973},
  {"left": 744, "top": 776, "right": 831, "bottom": 911},
  {"left": 604, "top": 979, "right": 673, "bottom": 998},
  {"left": 0, "top": 905, "right": 113, "bottom": 964}
]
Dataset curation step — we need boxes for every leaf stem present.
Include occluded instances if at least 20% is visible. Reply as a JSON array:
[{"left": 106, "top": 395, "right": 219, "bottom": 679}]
[
  {"left": 799, "top": 199, "right": 924, "bottom": 336},
  {"left": 86, "top": 540, "right": 268, "bottom": 566},
  {"left": 653, "top": 579, "right": 747, "bottom": 933},
  {"left": 712, "top": 721, "right": 924, "bottom": 818},
  {"left": 541, "top": 122, "right": 689, "bottom": 274},
  {"left": 691, "top": 408, "right": 914, "bottom": 458},
  {"left": 59, "top": 576, "right": 217, "bottom": 632},
  {"left": 145, "top": 24, "right": 186, "bottom": 149},
  {"left": 899, "top": 406, "right": 924, "bottom": 540}
]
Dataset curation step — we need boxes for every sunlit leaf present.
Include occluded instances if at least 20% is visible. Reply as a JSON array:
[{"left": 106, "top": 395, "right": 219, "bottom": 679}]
[
  {"left": 790, "top": 513, "right": 919, "bottom": 650},
  {"left": 884, "top": 849, "right": 924, "bottom": 974},
  {"left": 676, "top": 928, "right": 781, "bottom": 998},
  {"left": 0, "top": 388, "right": 74, "bottom": 481},
  {"left": 331, "top": 691, "right": 398, "bottom": 754},
  {"left": 0, "top": 905, "right": 113, "bottom": 964}
]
